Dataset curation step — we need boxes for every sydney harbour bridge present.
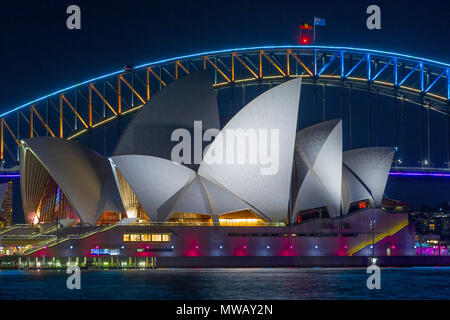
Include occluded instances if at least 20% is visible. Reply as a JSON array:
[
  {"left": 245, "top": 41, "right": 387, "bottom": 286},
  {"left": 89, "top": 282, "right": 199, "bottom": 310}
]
[{"left": 0, "top": 46, "right": 449, "bottom": 180}]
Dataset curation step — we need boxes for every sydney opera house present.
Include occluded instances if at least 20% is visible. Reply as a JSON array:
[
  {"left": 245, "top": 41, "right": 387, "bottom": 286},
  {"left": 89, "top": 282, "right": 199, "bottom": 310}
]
[{"left": 11, "top": 72, "right": 414, "bottom": 264}]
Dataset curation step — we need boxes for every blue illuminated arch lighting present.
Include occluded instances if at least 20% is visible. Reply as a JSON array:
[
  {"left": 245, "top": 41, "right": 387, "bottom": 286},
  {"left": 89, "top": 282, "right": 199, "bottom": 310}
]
[{"left": 1, "top": 45, "right": 449, "bottom": 119}]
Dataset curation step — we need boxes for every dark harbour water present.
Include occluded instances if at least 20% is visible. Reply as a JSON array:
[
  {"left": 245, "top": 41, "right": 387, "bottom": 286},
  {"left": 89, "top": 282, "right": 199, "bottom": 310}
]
[{"left": 0, "top": 267, "right": 449, "bottom": 300}]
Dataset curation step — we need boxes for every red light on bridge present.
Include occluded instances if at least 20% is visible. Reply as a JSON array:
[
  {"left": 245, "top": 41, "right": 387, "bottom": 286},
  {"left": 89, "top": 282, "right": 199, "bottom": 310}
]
[{"left": 300, "top": 37, "right": 309, "bottom": 45}]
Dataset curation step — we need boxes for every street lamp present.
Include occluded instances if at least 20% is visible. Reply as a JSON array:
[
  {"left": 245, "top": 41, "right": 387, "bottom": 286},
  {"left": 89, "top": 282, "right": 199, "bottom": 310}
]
[{"left": 369, "top": 217, "right": 376, "bottom": 257}]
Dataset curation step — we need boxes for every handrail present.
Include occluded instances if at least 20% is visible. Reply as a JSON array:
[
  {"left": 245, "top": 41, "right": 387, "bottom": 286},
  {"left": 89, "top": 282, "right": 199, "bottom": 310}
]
[
  {"left": 21, "top": 224, "right": 117, "bottom": 256},
  {"left": 348, "top": 220, "right": 409, "bottom": 256}
]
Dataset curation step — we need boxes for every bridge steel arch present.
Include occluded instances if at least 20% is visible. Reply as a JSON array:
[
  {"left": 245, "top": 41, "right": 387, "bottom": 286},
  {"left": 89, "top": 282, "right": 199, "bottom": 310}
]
[{"left": 0, "top": 46, "right": 449, "bottom": 170}]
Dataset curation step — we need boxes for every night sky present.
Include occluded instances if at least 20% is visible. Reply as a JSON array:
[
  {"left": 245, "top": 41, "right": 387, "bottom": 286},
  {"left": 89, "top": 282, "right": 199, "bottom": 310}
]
[
  {"left": 0, "top": 0, "right": 449, "bottom": 209},
  {"left": 1, "top": 0, "right": 449, "bottom": 110}
]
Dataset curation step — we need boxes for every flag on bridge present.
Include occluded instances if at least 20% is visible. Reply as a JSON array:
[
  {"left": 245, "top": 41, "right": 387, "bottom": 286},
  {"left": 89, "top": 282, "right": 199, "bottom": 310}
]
[
  {"left": 314, "top": 17, "right": 326, "bottom": 26},
  {"left": 299, "top": 22, "right": 313, "bottom": 45},
  {"left": 312, "top": 17, "right": 326, "bottom": 44},
  {"left": 300, "top": 22, "right": 313, "bottom": 30}
]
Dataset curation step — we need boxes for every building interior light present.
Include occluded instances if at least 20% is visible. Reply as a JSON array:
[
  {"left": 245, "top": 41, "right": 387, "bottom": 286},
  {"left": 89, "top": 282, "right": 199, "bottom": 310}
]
[{"left": 219, "top": 218, "right": 261, "bottom": 223}]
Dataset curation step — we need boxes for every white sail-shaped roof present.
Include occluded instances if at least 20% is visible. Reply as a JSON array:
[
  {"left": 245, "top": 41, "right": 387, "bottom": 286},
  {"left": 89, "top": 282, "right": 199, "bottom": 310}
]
[
  {"left": 161, "top": 175, "right": 257, "bottom": 218},
  {"left": 199, "top": 78, "right": 301, "bottom": 222},
  {"left": 200, "top": 177, "right": 254, "bottom": 215},
  {"left": 110, "top": 155, "right": 196, "bottom": 221},
  {"left": 169, "top": 176, "right": 212, "bottom": 215},
  {"left": 113, "top": 71, "right": 220, "bottom": 171},
  {"left": 20, "top": 138, "right": 124, "bottom": 225},
  {"left": 292, "top": 119, "right": 343, "bottom": 219},
  {"left": 343, "top": 147, "right": 394, "bottom": 206},
  {"left": 95, "top": 167, "right": 125, "bottom": 222},
  {"left": 341, "top": 165, "right": 373, "bottom": 214}
]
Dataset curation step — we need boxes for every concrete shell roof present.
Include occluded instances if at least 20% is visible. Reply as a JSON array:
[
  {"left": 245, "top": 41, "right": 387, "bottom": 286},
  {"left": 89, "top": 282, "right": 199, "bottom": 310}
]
[
  {"left": 110, "top": 155, "right": 256, "bottom": 221},
  {"left": 110, "top": 155, "right": 197, "bottom": 221},
  {"left": 113, "top": 71, "right": 220, "bottom": 171},
  {"left": 20, "top": 137, "right": 124, "bottom": 225},
  {"left": 293, "top": 119, "right": 343, "bottom": 218},
  {"left": 341, "top": 164, "right": 373, "bottom": 215},
  {"left": 343, "top": 147, "right": 395, "bottom": 206},
  {"left": 199, "top": 78, "right": 302, "bottom": 222},
  {"left": 18, "top": 73, "right": 395, "bottom": 226}
]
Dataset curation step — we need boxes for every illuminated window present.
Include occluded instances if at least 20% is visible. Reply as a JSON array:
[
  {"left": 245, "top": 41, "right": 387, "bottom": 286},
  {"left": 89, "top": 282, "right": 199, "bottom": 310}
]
[
  {"left": 219, "top": 210, "right": 267, "bottom": 226},
  {"left": 130, "top": 234, "right": 140, "bottom": 242},
  {"left": 123, "top": 233, "right": 170, "bottom": 243},
  {"left": 151, "top": 234, "right": 162, "bottom": 242},
  {"left": 167, "top": 212, "right": 213, "bottom": 225}
]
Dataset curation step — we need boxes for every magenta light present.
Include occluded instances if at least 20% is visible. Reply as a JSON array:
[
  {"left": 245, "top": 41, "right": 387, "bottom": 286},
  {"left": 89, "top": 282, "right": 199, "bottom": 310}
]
[
  {"left": 391, "top": 245, "right": 396, "bottom": 249},
  {"left": 289, "top": 245, "right": 293, "bottom": 249},
  {"left": 195, "top": 245, "right": 199, "bottom": 249},
  {"left": 344, "top": 245, "right": 348, "bottom": 249},
  {"left": 243, "top": 245, "right": 247, "bottom": 249}
]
